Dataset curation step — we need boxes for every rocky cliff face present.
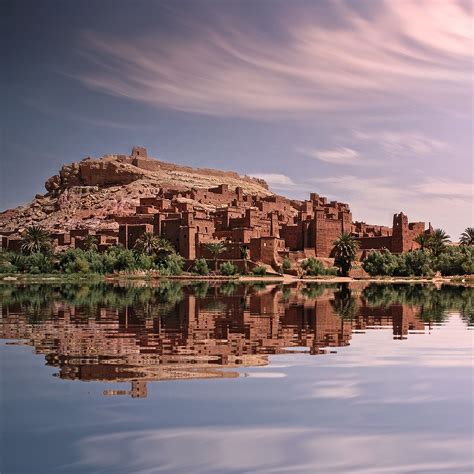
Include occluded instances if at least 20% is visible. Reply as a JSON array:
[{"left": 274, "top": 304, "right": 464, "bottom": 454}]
[{"left": 0, "top": 150, "right": 272, "bottom": 234}]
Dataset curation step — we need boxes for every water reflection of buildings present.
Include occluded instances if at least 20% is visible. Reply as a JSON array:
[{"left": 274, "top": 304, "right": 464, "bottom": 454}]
[{"left": 1, "top": 284, "right": 425, "bottom": 398}]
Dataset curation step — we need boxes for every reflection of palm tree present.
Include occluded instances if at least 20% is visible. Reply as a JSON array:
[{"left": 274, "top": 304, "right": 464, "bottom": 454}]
[{"left": 331, "top": 284, "right": 358, "bottom": 320}]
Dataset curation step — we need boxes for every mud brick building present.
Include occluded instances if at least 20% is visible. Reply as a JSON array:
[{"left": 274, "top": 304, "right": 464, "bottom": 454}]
[{"left": 1, "top": 147, "right": 433, "bottom": 265}]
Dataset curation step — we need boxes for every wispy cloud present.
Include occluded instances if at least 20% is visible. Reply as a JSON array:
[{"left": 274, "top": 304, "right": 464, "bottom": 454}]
[
  {"left": 77, "top": 0, "right": 472, "bottom": 118},
  {"left": 298, "top": 147, "right": 368, "bottom": 165},
  {"left": 352, "top": 130, "right": 447, "bottom": 156},
  {"left": 414, "top": 178, "right": 473, "bottom": 198}
]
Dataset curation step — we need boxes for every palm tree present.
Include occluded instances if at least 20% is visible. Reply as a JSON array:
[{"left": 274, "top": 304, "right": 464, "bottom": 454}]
[
  {"left": 460, "top": 227, "right": 474, "bottom": 246},
  {"left": 205, "top": 241, "right": 227, "bottom": 271},
  {"left": 83, "top": 234, "right": 98, "bottom": 252},
  {"left": 134, "top": 232, "right": 160, "bottom": 255},
  {"left": 427, "top": 228, "right": 451, "bottom": 257},
  {"left": 414, "top": 232, "right": 431, "bottom": 251},
  {"left": 332, "top": 232, "right": 359, "bottom": 277},
  {"left": 240, "top": 245, "right": 249, "bottom": 274},
  {"left": 21, "top": 226, "right": 52, "bottom": 254}
]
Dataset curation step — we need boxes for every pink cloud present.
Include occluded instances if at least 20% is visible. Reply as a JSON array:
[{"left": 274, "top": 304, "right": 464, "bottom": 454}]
[{"left": 77, "top": 0, "right": 472, "bottom": 118}]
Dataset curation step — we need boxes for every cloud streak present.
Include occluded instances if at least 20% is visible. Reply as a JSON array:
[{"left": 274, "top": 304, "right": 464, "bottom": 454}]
[
  {"left": 77, "top": 0, "right": 472, "bottom": 118},
  {"left": 298, "top": 147, "right": 368, "bottom": 165},
  {"left": 352, "top": 130, "right": 447, "bottom": 156}
]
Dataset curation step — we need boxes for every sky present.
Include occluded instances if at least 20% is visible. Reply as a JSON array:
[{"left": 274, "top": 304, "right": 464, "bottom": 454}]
[{"left": 1, "top": 0, "right": 472, "bottom": 238}]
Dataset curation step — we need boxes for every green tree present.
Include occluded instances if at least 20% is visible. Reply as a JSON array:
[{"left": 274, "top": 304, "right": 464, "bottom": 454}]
[
  {"left": 460, "top": 227, "right": 474, "bottom": 246},
  {"left": 332, "top": 232, "right": 359, "bottom": 277},
  {"left": 427, "top": 228, "right": 450, "bottom": 257},
  {"left": 21, "top": 226, "right": 52, "bottom": 255},
  {"left": 205, "top": 241, "right": 227, "bottom": 271}
]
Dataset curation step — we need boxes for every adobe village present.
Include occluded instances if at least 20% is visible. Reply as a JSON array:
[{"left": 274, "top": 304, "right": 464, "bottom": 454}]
[{"left": 1, "top": 147, "right": 472, "bottom": 279}]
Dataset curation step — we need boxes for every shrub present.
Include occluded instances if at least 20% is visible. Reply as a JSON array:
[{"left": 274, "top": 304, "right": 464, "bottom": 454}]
[
  {"left": 433, "top": 246, "right": 474, "bottom": 276},
  {"left": 281, "top": 257, "right": 292, "bottom": 272},
  {"left": 193, "top": 258, "right": 209, "bottom": 276},
  {"left": 325, "top": 266, "right": 338, "bottom": 276},
  {"left": 219, "top": 261, "right": 239, "bottom": 276},
  {"left": 252, "top": 265, "right": 266, "bottom": 276},
  {"left": 401, "top": 250, "right": 433, "bottom": 277},
  {"left": 159, "top": 253, "right": 184, "bottom": 275},
  {"left": 301, "top": 258, "right": 326, "bottom": 276},
  {"left": 362, "top": 251, "right": 399, "bottom": 276},
  {"left": 134, "top": 253, "right": 155, "bottom": 271}
]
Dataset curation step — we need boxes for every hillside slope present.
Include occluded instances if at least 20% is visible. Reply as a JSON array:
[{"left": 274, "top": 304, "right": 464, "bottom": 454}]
[{"left": 0, "top": 149, "right": 272, "bottom": 234}]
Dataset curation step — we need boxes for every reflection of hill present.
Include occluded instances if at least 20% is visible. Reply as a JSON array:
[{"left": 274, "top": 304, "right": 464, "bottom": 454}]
[{"left": 1, "top": 282, "right": 471, "bottom": 397}]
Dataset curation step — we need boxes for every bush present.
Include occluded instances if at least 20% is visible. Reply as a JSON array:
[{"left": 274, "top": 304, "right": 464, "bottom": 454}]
[
  {"left": 433, "top": 246, "right": 474, "bottom": 276},
  {"left": 281, "top": 257, "right": 292, "bottom": 272},
  {"left": 252, "top": 265, "right": 266, "bottom": 276},
  {"left": 301, "top": 258, "right": 326, "bottom": 276},
  {"left": 159, "top": 253, "right": 184, "bottom": 275},
  {"left": 362, "top": 251, "right": 399, "bottom": 276},
  {"left": 134, "top": 253, "right": 155, "bottom": 271},
  {"left": 219, "top": 261, "right": 239, "bottom": 276},
  {"left": 402, "top": 250, "right": 433, "bottom": 277},
  {"left": 193, "top": 258, "right": 209, "bottom": 276}
]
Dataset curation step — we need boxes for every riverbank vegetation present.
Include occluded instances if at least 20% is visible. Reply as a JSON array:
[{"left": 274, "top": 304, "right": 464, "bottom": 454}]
[
  {"left": 363, "top": 229, "right": 473, "bottom": 277},
  {"left": 1, "top": 227, "right": 472, "bottom": 278}
]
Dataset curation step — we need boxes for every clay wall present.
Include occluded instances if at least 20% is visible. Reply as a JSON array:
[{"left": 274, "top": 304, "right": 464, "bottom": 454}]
[{"left": 314, "top": 216, "right": 343, "bottom": 257}]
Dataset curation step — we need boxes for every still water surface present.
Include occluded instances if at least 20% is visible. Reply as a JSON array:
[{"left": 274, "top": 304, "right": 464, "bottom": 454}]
[{"left": 1, "top": 281, "right": 473, "bottom": 473}]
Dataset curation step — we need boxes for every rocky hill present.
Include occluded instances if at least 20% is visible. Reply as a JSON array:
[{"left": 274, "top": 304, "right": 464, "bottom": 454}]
[{"left": 0, "top": 147, "right": 272, "bottom": 235}]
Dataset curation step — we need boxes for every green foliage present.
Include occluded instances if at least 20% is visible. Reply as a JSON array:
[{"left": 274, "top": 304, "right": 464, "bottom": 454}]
[
  {"left": 460, "top": 227, "right": 474, "bottom": 246},
  {"left": 158, "top": 253, "right": 184, "bottom": 276},
  {"left": 205, "top": 241, "right": 227, "bottom": 270},
  {"left": 414, "top": 233, "right": 431, "bottom": 251},
  {"left": 252, "top": 265, "right": 267, "bottom": 276},
  {"left": 21, "top": 226, "right": 52, "bottom": 255},
  {"left": 301, "top": 258, "right": 325, "bottom": 276},
  {"left": 332, "top": 232, "right": 359, "bottom": 277},
  {"left": 83, "top": 235, "right": 98, "bottom": 252},
  {"left": 219, "top": 261, "right": 239, "bottom": 276},
  {"left": 0, "top": 251, "right": 55, "bottom": 274},
  {"left": 433, "top": 246, "right": 474, "bottom": 276},
  {"left": 363, "top": 246, "right": 473, "bottom": 277},
  {"left": 219, "top": 281, "right": 239, "bottom": 295},
  {"left": 427, "top": 228, "right": 451, "bottom": 257},
  {"left": 362, "top": 251, "right": 399, "bottom": 276},
  {"left": 281, "top": 257, "right": 292, "bottom": 272},
  {"left": 192, "top": 281, "right": 209, "bottom": 298},
  {"left": 301, "top": 283, "right": 325, "bottom": 299},
  {"left": 361, "top": 283, "right": 474, "bottom": 324},
  {"left": 331, "top": 284, "right": 358, "bottom": 320},
  {"left": 193, "top": 258, "right": 210, "bottom": 276},
  {"left": 205, "top": 241, "right": 227, "bottom": 258},
  {"left": 300, "top": 258, "right": 337, "bottom": 276}
]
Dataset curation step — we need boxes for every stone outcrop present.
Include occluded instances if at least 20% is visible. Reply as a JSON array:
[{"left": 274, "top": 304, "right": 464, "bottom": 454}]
[{"left": 1, "top": 147, "right": 272, "bottom": 234}]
